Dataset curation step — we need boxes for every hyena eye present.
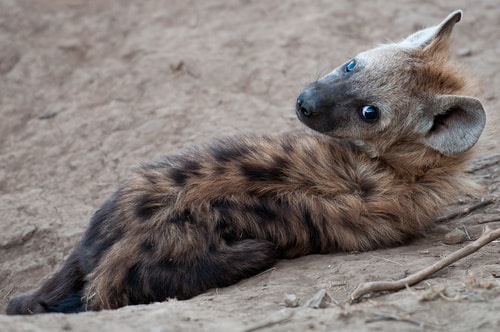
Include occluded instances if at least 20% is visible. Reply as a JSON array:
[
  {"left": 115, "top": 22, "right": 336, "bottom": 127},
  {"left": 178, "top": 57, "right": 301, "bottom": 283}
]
[
  {"left": 344, "top": 59, "right": 356, "bottom": 73},
  {"left": 360, "top": 105, "right": 379, "bottom": 123}
]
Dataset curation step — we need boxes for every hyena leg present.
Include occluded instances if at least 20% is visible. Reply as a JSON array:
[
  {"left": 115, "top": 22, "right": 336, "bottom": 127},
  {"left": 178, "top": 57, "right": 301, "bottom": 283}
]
[
  {"left": 84, "top": 239, "right": 279, "bottom": 310},
  {"left": 6, "top": 249, "right": 86, "bottom": 315}
]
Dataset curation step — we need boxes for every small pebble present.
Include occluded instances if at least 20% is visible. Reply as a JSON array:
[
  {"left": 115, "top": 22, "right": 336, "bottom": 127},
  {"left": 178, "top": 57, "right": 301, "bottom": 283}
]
[
  {"left": 38, "top": 111, "right": 58, "bottom": 120},
  {"left": 457, "top": 48, "right": 472, "bottom": 57},
  {"left": 305, "top": 289, "right": 331, "bottom": 309},
  {"left": 284, "top": 293, "right": 300, "bottom": 307},
  {"left": 443, "top": 228, "right": 467, "bottom": 245}
]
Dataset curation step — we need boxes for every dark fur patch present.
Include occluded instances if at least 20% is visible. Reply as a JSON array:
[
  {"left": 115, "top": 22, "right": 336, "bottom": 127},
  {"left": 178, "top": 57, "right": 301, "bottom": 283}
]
[
  {"left": 172, "top": 209, "right": 194, "bottom": 225},
  {"left": 212, "top": 199, "right": 236, "bottom": 239},
  {"left": 182, "top": 159, "right": 201, "bottom": 174},
  {"left": 339, "top": 214, "right": 362, "bottom": 232},
  {"left": 221, "top": 231, "right": 240, "bottom": 244},
  {"left": 208, "top": 242, "right": 217, "bottom": 253},
  {"left": 211, "top": 199, "right": 232, "bottom": 215},
  {"left": 168, "top": 158, "right": 202, "bottom": 186},
  {"left": 126, "top": 258, "right": 184, "bottom": 304},
  {"left": 169, "top": 168, "right": 189, "bottom": 186},
  {"left": 240, "top": 157, "right": 288, "bottom": 182},
  {"left": 140, "top": 239, "right": 155, "bottom": 255},
  {"left": 303, "top": 210, "right": 323, "bottom": 253},
  {"left": 212, "top": 200, "right": 231, "bottom": 223},
  {"left": 40, "top": 292, "right": 85, "bottom": 313},
  {"left": 213, "top": 165, "right": 226, "bottom": 175},
  {"left": 135, "top": 195, "right": 158, "bottom": 220},
  {"left": 359, "top": 178, "right": 377, "bottom": 197},
  {"left": 81, "top": 193, "right": 124, "bottom": 272},
  {"left": 125, "top": 263, "right": 151, "bottom": 303},
  {"left": 244, "top": 201, "right": 278, "bottom": 221},
  {"left": 211, "top": 144, "right": 248, "bottom": 162}
]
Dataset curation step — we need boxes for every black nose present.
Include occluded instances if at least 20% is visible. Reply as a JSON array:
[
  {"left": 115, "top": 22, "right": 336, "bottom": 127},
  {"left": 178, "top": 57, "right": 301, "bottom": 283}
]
[
  {"left": 296, "top": 98, "right": 311, "bottom": 117},
  {"left": 296, "top": 91, "right": 317, "bottom": 118}
]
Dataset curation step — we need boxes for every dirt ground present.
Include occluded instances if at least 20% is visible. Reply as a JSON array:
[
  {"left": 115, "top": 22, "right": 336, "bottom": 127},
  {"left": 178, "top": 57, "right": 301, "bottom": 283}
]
[{"left": 1, "top": 0, "right": 499, "bottom": 331}]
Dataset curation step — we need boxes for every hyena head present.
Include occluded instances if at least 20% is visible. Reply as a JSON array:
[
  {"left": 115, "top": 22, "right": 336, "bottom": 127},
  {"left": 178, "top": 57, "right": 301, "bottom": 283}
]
[{"left": 296, "top": 10, "right": 485, "bottom": 164}]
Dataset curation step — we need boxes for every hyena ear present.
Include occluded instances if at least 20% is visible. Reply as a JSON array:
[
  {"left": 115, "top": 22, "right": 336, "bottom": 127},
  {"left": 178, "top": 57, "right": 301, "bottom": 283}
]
[
  {"left": 423, "top": 95, "right": 486, "bottom": 156},
  {"left": 400, "top": 10, "right": 462, "bottom": 49}
]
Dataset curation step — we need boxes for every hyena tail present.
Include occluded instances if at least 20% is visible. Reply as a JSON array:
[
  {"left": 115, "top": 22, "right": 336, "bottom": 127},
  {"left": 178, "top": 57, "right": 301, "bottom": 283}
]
[{"left": 6, "top": 249, "right": 86, "bottom": 315}]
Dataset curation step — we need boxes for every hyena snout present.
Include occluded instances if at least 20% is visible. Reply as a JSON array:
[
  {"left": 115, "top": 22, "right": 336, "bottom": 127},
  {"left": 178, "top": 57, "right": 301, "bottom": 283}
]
[
  {"left": 296, "top": 77, "right": 381, "bottom": 137},
  {"left": 296, "top": 83, "right": 323, "bottom": 119},
  {"left": 295, "top": 82, "right": 335, "bottom": 134},
  {"left": 295, "top": 81, "right": 348, "bottom": 134}
]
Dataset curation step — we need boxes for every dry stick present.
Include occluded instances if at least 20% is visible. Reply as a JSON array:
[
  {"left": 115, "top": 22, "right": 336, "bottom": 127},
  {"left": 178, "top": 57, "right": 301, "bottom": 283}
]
[
  {"left": 243, "top": 310, "right": 294, "bottom": 332},
  {"left": 434, "top": 199, "right": 494, "bottom": 223},
  {"left": 349, "top": 227, "right": 500, "bottom": 302},
  {"left": 3, "top": 287, "right": 14, "bottom": 300},
  {"left": 477, "top": 218, "right": 500, "bottom": 225},
  {"left": 365, "top": 312, "right": 424, "bottom": 326}
]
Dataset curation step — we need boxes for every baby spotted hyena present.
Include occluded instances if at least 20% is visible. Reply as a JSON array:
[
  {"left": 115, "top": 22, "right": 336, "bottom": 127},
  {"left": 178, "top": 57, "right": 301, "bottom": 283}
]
[{"left": 7, "top": 10, "right": 486, "bottom": 314}]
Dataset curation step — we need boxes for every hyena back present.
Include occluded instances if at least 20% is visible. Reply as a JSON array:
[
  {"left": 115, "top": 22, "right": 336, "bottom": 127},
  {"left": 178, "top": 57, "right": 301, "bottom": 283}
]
[{"left": 7, "top": 10, "right": 486, "bottom": 314}]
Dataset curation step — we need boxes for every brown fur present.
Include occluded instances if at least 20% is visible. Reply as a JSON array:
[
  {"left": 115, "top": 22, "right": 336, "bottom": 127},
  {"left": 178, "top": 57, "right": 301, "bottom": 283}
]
[{"left": 6, "top": 10, "right": 486, "bottom": 314}]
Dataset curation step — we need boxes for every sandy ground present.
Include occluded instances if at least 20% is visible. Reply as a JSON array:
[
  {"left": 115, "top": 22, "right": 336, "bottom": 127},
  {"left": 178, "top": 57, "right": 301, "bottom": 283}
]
[{"left": 1, "top": 0, "right": 500, "bottom": 331}]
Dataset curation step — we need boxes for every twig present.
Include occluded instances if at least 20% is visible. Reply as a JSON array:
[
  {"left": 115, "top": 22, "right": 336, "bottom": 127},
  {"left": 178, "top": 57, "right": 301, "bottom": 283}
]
[
  {"left": 349, "top": 227, "right": 500, "bottom": 302},
  {"left": 365, "top": 312, "right": 424, "bottom": 327},
  {"left": 243, "top": 310, "right": 294, "bottom": 332},
  {"left": 374, "top": 255, "right": 404, "bottom": 266},
  {"left": 434, "top": 199, "right": 493, "bottom": 223},
  {"left": 254, "top": 267, "right": 276, "bottom": 278},
  {"left": 462, "top": 225, "right": 471, "bottom": 241},
  {"left": 3, "top": 287, "right": 14, "bottom": 300},
  {"left": 477, "top": 218, "right": 500, "bottom": 224},
  {"left": 439, "top": 292, "right": 467, "bottom": 302}
]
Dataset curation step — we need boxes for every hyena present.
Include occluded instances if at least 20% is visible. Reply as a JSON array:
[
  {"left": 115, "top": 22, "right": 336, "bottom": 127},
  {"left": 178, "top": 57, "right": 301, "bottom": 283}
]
[{"left": 7, "top": 10, "right": 486, "bottom": 314}]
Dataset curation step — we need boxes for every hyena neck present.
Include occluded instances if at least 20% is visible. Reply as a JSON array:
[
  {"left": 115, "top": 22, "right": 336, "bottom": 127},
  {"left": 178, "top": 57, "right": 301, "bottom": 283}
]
[{"left": 350, "top": 138, "right": 473, "bottom": 183}]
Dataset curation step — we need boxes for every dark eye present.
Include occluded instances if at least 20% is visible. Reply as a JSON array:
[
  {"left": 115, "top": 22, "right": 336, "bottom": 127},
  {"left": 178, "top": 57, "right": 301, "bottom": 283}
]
[
  {"left": 360, "top": 105, "right": 379, "bottom": 123},
  {"left": 344, "top": 59, "right": 356, "bottom": 73}
]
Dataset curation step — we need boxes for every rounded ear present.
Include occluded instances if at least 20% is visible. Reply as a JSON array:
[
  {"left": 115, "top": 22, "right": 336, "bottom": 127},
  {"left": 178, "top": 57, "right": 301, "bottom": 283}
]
[
  {"left": 424, "top": 95, "right": 486, "bottom": 156},
  {"left": 400, "top": 10, "right": 462, "bottom": 49}
]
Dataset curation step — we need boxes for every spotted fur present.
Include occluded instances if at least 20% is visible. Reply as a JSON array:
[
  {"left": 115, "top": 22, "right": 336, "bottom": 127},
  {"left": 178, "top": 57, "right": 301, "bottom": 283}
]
[{"left": 7, "top": 10, "right": 486, "bottom": 314}]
